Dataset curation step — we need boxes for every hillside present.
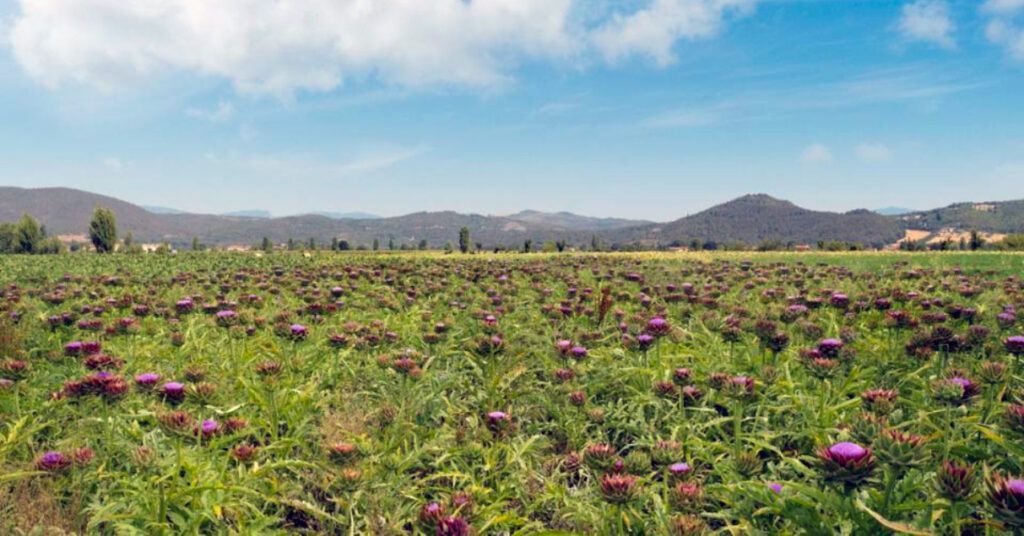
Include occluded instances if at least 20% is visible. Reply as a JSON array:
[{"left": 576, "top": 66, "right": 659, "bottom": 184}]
[
  {"left": 896, "top": 200, "right": 1024, "bottom": 234},
  {"left": 7, "top": 187, "right": 1018, "bottom": 249},
  {"left": 0, "top": 187, "right": 592, "bottom": 247},
  {"left": 506, "top": 210, "right": 650, "bottom": 231},
  {"left": 608, "top": 194, "right": 904, "bottom": 247}
]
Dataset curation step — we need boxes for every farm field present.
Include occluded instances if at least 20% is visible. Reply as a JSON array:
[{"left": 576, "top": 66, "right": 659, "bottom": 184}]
[{"left": 2, "top": 251, "right": 1024, "bottom": 534}]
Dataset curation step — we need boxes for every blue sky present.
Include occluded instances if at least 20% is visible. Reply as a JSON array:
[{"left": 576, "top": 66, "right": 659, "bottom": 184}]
[{"left": 0, "top": 0, "right": 1023, "bottom": 220}]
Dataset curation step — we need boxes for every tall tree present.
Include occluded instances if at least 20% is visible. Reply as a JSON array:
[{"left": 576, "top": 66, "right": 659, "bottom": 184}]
[
  {"left": 458, "top": 227, "right": 471, "bottom": 254},
  {"left": 16, "top": 214, "right": 42, "bottom": 254},
  {"left": 261, "top": 237, "right": 273, "bottom": 253},
  {"left": 372, "top": 238, "right": 380, "bottom": 251},
  {"left": 969, "top": 230, "right": 985, "bottom": 251},
  {"left": 89, "top": 207, "right": 118, "bottom": 253}
]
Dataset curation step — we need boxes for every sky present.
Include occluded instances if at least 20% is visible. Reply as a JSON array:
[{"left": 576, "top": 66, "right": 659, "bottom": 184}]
[{"left": 0, "top": 0, "right": 1023, "bottom": 221}]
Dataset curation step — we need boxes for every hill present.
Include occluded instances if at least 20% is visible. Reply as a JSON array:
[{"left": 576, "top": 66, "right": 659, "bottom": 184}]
[
  {"left": 896, "top": 200, "right": 1024, "bottom": 234},
  {"left": 0, "top": 187, "right": 590, "bottom": 248},
  {"left": 8, "top": 186, "right": 1020, "bottom": 249},
  {"left": 608, "top": 194, "right": 904, "bottom": 247},
  {"left": 506, "top": 210, "right": 650, "bottom": 231}
]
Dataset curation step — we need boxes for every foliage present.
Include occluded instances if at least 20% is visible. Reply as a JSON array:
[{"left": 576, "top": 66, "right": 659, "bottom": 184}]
[
  {"left": 458, "top": 227, "right": 471, "bottom": 254},
  {"left": 88, "top": 207, "right": 118, "bottom": 253},
  {"left": 0, "top": 251, "right": 1023, "bottom": 533}
]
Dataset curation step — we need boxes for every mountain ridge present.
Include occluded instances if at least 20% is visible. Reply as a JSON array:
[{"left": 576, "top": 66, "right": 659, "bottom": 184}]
[{"left": 3, "top": 186, "right": 1023, "bottom": 248}]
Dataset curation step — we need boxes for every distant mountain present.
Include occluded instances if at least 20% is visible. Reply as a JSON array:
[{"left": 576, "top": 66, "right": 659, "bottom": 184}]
[
  {"left": 143, "top": 205, "right": 187, "bottom": 215},
  {"left": 307, "top": 211, "right": 381, "bottom": 220},
  {"left": 506, "top": 210, "right": 650, "bottom": 231},
  {"left": 4, "top": 186, "right": 1020, "bottom": 248},
  {"left": 608, "top": 194, "right": 904, "bottom": 247},
  {"left": 874, "top": 207, "right": 915, "bottom": 216},
  {"left": 223, "top": 210, "right": 272, "bottom": 219},
  {"left": 895, "top": 200, "right": 1024, "bottom": 234}
]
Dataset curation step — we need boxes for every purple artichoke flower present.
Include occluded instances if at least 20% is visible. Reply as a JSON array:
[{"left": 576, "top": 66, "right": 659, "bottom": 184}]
[
  {"left": 134, "top": 372, "right": 161, "bottom": 388},
  {"left": 161, "top": 381, "right": 186, "bottom": 402},
  {"left": 200, "top": 419, "right": 220, "bottom": 437},
  {"left": 817, "top": 441, "right": 874, "bottom": 485},
  {"left": 646, "top": 317, "right": 671, "bottom": 337},
  {"left": 668, "top": 462, "right": 692, "bottom": 479},
  {"left": 818, "top": 338, "right": 844, "bottom": 358},
  {"left": 1005, "top": 336, "right": 1024, "bottom": 356},
  {"left": 36, "top": 450, "right": 72, "bottom": 472},
  {"left": 989, "top": 475, "right": 1024, "bottom": 529}
]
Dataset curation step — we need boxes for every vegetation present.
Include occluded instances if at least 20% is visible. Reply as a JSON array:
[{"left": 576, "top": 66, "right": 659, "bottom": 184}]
[
  {"left": 88, "top": 207, "right": 118, "bottom": 253},
  {"left": 900, "top": 200, "right": 1024, "bottom": 234},
  {"left": 1, "top": 251, "right": 1024, "bottom": 533},
  {"left": 0, "top": 186, "right": 956, "bottom": 250},
  {"left": 459, "top": 226, "right": 471, "bottom": 254},
  {"left": 0, "top": 214, "right": 64, "bottom": 254}
]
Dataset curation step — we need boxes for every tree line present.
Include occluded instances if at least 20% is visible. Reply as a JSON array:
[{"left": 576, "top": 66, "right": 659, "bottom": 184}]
[
  {"left": 7, "top": 208, "right": 1024, "bottom": 254},
  {"left": 0, "top": 207, "right": 117, "bottom": 254}
]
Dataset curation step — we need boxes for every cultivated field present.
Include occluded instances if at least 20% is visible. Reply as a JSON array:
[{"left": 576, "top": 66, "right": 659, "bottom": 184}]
[{"left": 2, "top": 251, "right": 1024, "bottom": 534}]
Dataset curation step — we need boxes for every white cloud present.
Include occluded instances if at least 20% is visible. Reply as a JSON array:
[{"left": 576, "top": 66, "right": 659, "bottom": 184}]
[
  {"left": 8, "top": 0, "right": 756, "bottom": 97},
  {"left": 186, "top": 101, "right": 235, "bottom": 122},
  {"left": 800, "top": 143, "right": 833, "bottom": 165},
  {"left": 983, "top": 0, "right": 1024, "bottom": 14},
  {"left": 205, "top": 145, "right": 429, "bottom": 177},
  {"left": 591, "top": 0, "right": 755, "bottom": 66},
  {"left": 102, "top": 157, "right": 124, "bottom": 170},
  {"left": 898, "top": 0, "right": 956, "bottom": 49},
  {"left": 985, "top": 17, "right": 1024, "bottom": 61},
  {"left": 855, "top": 143, "right": 893, "bottom": 163}
]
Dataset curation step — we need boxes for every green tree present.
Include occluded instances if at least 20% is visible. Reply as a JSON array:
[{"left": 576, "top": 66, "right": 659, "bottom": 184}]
[
  {"left": 331, "top": 237, "right": 339, "bottom": 251},
  {"left": 523, "top": 239, "right": 532, "bottom": 253},
  {"left": 192, "top": 236, "right": 202, "bottom": 251},
  {"left": 0, "top": 223, "right": 17, "bottom": 253},
  {"left": 37, "top": 237, "right": 65, "bottom": 254},
  {"left": 338, "top": 240, "right": 351, "bottom": 251},
  {"left": 458, "top": 227, "right": 471, "bottom": 254},
  {"left": 89, "top": 207, "right": 118, "bottom": 253},
  {"left": 1000, "top": 234, "right": 1024, "bottom": 250},
  {"left": 261, "top": 237, "right": 273, "bottom": 253},
  {"left": 388, "top": 237, "right": 395, "bottom": 251},
  {"left": 372, "top": 238, "right": 380, "bottom": 251},
  {"left": 16, "top": 214, "right": 42, "bottom": 254},
  {"left": 969, "top": 230, "right": 985, "bottom": 251},
  {"left": 418, "top": 239, "right": 428, "bottom": 250}
]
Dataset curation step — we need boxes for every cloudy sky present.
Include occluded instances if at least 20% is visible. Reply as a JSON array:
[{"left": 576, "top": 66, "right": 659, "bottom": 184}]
[{"left": 0, "top": 0, "right": 1023, "bottom": 220}]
